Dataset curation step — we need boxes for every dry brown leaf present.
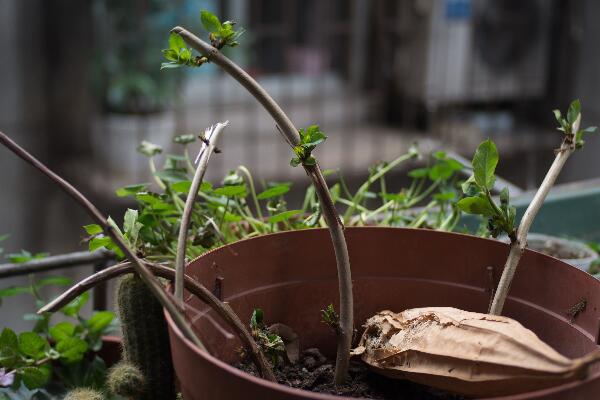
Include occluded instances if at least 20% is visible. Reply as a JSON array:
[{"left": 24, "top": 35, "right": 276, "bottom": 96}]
[{"left": 352, "top": 307, "right": 600, "bottom": 397}]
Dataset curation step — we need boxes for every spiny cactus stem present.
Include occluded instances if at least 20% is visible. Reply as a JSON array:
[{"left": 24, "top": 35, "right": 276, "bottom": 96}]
[
  {"left": 0, "top": 130, "right": 205, "bottom": 351},
  {"left": 175, "top": 121, "right": 228, "bottom": 303},
  {"left": 38, "top": 260, "right": 277, "bottom": 381}
]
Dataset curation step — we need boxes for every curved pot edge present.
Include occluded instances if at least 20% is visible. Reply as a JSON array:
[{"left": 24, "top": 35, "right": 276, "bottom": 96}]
[{"left": 166, "top": 227, "right": 600, "bottom": 399}]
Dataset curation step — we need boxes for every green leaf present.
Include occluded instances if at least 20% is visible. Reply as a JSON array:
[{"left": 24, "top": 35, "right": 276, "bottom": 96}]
[
  {"left": 171, "top": 180, "right": 192, "bottom": 194},
  {"left": 461, "top": 175, "right": 478, "bottom": 195},
  {"left": 433, "top": 151, "right": 446, "bottom": 160},
  {"left": 115, "top": 184, "right": 148, "bottom": 198},
  {"left": 214, "top": 184, "right": 247, "bottom": 198},
  {"left": 304, "top": 156, "right": 316, "bottom": 166},
  {"left": 161, "top": 61, "right": 181, "bottom": 70},
  {"left": 472, "top": 139, "right": 498, "bottom": 190},
  {"left": 153, "top": 169, "right": 188, "bottom": 183},
  {"left": 445, "top": 158, "right": 465, "bottom": 171},
  {"left": 7, "top": 250, "right": 47, "bottom": 264},
  {"left": 0, "top": 328, "right": 18, "bottom": 349},
  {"left": 61, "top": 292, "right": 89, "bottom": 317},
  {"left": 162, "top": 48, "right": 179, "bottom": 62},
  {"left": 257, "top": 184, "right": 290, "bottom": 200},
  {"left": 35, "top": 276, "right": 72, "bottom": 289},
  {"left": 83, "top": 224, "right": 103, "bottom": 235},
  {"left": 552, "top": 109, "right": 562, "bottom": 123},
  {"left": 175, "top": 180, "right": 212, "bottom": 197},
  {"left": 221, "top": 212, "right": 242, "bottom": 222},
  {"left": 433, "top": 191, "right": 456, "bottom": 201},
  {"left": 293, "top": 146, "right": 306, "bottom": 159},
  {"left": 49, "top": 322, "right": 76, "bottom": 342},
  {"left": 107, "top": 216, "right": 123, "bottom": 238},
  {"left": 408, "top": 168, "right": 429, "bottom": 178},
  {"left": 500, "top": 187, "right": 510, "bottom": 206},
  {"left": 268, "top": 210, "right": 302, "bottom": 224},
  {"left": 123, "top": 209, "right": 142, "bottom": 247},
  {"left": 250, "top": 308, "right": 263, "bottom": 329},
  {"left": 56, "top": 337, "right": 88, "bottom": 363},
  {"left": 290, "top": 157, "right": 301, "bottom": 167},
  {"left": 567, "top": 99, "right": 581, "bottom": 125},
  {"left": 135, "top": 192, "right": 162, "bottom": 206},
  {"left": 89, "top": 236, "right": 112, "bottom": 252},
  {"left": 137, "top": 141, "right": 163, "bottom": 157},
  {"left": 428, "top": 159, "right": 463, "bottom": 181},
  {"left": 380, "top": 193, "right": 406, "bottom": 202},
  {"left": 456, "top": 196, "right": 496, "bottom": 216},
  {"left": 20, "top": 365, "right": 51, "bottom": 389},
  {"left": 201, "top": 10, "right": 222, "bottom": 33},
  {"left": 583, "top": 126, "right": 598, "bottom": 134},
  {"left": 86, "top": 311, "right": 115, "bottom": 334},
  {"left": 300, "top": 125, "right": 327, "bottom": 147},
  {"left": 173, "top": 134, "right": 196, "bottom": 145},
  {"left": 18, "top": 332, "right": 47, "bottom": 359},
  {"left": 169, "top": 32, "right": 186, "bottom": 51},
  {"left": 0, "top": 286, "right": 29, "bottom": 298}
]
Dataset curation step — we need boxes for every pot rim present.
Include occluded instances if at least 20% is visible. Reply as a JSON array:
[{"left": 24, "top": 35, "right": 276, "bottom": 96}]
[{"left": 167, "top": 227, "right": 600, "bottom": 399}]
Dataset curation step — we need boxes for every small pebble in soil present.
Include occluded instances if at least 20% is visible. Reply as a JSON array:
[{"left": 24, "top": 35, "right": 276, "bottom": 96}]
[{"left": 235, "top": 347, "right": 465, "bottom": 399}]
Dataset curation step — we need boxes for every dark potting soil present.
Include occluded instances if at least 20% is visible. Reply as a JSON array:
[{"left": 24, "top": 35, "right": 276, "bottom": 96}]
[{"left": 236, "top": 348, "right": 466, "bottom": 399}]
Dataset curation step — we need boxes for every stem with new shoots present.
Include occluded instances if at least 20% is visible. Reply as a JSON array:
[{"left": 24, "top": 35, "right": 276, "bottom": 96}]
[
  {"left": 172, "top": 26, "right": 353, "bottom": 385},
  {"left": 488, "top": 115, "right": 581, "bottom": 315}
]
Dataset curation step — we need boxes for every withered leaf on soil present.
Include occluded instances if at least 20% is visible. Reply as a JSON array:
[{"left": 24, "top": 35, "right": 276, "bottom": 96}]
[{"left": 351, "top": 307, "right": 600, "bottom": 397}]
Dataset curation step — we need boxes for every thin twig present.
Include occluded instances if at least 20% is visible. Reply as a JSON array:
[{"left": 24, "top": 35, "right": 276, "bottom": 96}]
[
  {"left": 0, "top": 130, "right": 205, "bottom": 351},
  {"left": 488, "top": 115, "right": 581, "bottom": 315},
  {"left": 172, "top": 26, "right": 353, "bottom": 384},
  {"left": 175, "top": 122, "right": 228, "bottom": 303},
  {"left": 38, "top": 260, "right": 276, "bottom": 382}
]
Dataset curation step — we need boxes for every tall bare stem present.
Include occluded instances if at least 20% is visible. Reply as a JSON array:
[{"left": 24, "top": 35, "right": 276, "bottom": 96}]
[
  {"left": 172, "top": 26, "right": 353, "bottom": 384},
  {"left": 489, "top": 115, "right": 581, "bottom": 315},
  {"left": 175, "top": 122, "right": 228, "bottom": 303}
]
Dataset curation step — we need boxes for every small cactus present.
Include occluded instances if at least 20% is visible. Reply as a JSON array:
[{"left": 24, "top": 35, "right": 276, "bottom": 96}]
[
  {"left": 107, "top": 361, "right": 145, "bottom": 398},
  {"left": 117, "top": 274, "right": 176, "bottom": 400},
  {"left": 64, "top": 388, "right": 105, "bottom": 400}
]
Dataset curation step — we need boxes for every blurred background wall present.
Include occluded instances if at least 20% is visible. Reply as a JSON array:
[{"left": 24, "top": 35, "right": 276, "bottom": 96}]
[{"left": 1, "top": 0, "right": 599, "bottom": 328}]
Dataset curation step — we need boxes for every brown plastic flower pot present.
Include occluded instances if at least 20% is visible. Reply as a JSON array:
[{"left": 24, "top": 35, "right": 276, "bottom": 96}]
[{"left": 165, "top": 227, "right": 600, "bottom": 399}]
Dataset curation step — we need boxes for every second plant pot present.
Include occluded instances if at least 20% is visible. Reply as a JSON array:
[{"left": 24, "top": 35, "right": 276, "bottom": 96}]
[{"left": 165, "top": 227, "right": 600, "bottom": 399}]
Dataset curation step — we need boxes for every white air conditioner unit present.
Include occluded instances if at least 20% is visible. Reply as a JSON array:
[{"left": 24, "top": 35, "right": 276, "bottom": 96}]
[{"left": 396, "top": 0, "right": 553, "bottom": 105}]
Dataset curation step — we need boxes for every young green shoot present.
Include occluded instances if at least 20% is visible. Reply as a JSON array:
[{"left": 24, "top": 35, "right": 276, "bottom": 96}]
[
  {"left": 249, "top": 309, "right": 286, "bottom": 366},
  {"left": 321, "top": 304, "right": 340, "bottom": 335}
]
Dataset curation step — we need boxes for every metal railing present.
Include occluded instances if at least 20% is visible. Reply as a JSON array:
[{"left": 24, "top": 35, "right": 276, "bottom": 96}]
[{"left": 0, "top": 250, "right": 115, "bottom": 310}]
